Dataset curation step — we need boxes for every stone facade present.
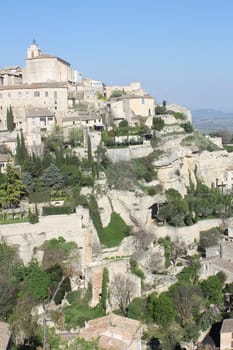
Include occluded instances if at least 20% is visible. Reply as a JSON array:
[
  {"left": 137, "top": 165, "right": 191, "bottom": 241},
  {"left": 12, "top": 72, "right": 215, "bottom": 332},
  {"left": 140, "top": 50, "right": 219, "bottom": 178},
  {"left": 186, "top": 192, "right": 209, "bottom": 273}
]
[{"left": 220, "top": 319, "right": 233, "bottom": 350}]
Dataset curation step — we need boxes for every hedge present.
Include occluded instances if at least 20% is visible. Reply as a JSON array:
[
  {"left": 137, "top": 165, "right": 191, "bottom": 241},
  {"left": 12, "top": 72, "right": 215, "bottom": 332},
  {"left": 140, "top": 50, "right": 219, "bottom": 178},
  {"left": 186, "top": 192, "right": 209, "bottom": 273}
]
[{"left": 42, "top": 206, "right": 74, "bottom": 216}]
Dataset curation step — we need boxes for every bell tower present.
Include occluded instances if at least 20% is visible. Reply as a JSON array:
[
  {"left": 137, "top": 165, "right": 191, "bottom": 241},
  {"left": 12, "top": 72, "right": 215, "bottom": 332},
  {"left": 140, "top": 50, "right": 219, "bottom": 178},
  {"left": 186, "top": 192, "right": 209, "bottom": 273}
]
[{"left": 26, "top": 39, "right": 41, "bottom": 59}]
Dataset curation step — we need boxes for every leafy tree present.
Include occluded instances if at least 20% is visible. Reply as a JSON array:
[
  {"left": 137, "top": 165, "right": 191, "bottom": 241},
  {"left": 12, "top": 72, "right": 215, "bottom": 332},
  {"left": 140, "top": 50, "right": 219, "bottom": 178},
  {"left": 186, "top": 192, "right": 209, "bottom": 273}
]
[
  {"left": 67, "top": 337, "right": 101, "bottom": 349},
  {"left": 23, "top": 259, "right": 50, "bottom": 302},
  {"left": 110, "top": 90, "right": 123, "bottom": 98},
  {"left": 0, "top": 243, "right": 21, "bottom": 319},
  {"left": 127, "top": 297, "right": 146, "bottom": 320},
  {"left": 68, "top": 127, "right": 83, "bottom": 147},
  {"left": 6, "top": 105, "right": 14, "bottom": 131},
  {"left": 200, "top": 275, "right": 224, "bottom": 305},
  {"left": 147, "top": 292, "right": 175, "bottom": 328},
  {"left": 0, "top": 164, "right": 25, "bottom": 209},
  {"left": 41, "top": 163, "right": 64, "bottom": 190},
  {"left": 152, "top": 116, "right": 165, "bottom": 130},
  {"left": 198, "top": 228, "right": 221, "bottom": 255},
  {"left": 46, "top": 264, "right": 71, "bottom": 305},
  {"left": 119, "top": 119, "right": 128, "bottom": 128},
  {"left": 173, "top": 284, "right": 203, "bottom": 326}
]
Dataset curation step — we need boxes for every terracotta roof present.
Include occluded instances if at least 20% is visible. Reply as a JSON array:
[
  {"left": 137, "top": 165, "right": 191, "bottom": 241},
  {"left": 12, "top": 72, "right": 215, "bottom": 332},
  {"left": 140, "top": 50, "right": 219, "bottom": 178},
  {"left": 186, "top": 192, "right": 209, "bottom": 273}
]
[
  {"left": 26, "top": 53, "right": 70, "bottom": 66},
  {"left": 0, "top": 82, "right": 67, "bottom": 91},
  {"left": 79, "top": 314, "right": 142, "bottom": 345},
  {"left": 221, "top": 319, "right": 233, "bottom": 333},
  {"left": 26, "top": 107, "right": 55, "bottom": 118},
  {"left": 204, "top": 257, "right": 233, "bottom": 274},
  {"left": 0, "top": 322, "right": 11, "bottom": 350}
]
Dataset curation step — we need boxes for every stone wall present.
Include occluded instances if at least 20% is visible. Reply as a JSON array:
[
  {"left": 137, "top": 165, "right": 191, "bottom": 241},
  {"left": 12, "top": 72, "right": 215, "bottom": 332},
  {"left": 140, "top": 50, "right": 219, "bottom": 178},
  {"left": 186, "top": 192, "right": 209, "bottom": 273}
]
[
  {"left": 106, "top": 142, "right": 153, "bottom": 163},
  {"left": 0, "top": 207, "right": 100, "bottom": 268}
]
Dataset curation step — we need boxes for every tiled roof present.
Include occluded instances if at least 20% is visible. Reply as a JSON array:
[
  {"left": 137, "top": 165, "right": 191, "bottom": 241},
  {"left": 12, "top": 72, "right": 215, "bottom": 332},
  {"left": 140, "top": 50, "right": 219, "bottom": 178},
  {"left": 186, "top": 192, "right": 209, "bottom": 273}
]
[
  {"left": 0, "top": 82, "right": 67, "bottom": 91},
  {"left": 26, "top": 53, "right": 70, "bottom": 66},
  {"left": 26, "top": 107, "right": 55, "bottom": 118}
]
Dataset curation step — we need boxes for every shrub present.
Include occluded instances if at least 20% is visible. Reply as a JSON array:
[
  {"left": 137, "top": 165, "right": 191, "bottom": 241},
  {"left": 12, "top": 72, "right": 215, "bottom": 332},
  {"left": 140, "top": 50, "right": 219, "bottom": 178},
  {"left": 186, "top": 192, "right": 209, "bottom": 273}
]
[
  {"left": 152, "top": 117, "right": 165, "bottom": 131},
  {"left": 29, "top": 211, "right": 39, "bottom": 224},
  {"left": 42, "top": 206, "right": 73, "bottom": 216}
]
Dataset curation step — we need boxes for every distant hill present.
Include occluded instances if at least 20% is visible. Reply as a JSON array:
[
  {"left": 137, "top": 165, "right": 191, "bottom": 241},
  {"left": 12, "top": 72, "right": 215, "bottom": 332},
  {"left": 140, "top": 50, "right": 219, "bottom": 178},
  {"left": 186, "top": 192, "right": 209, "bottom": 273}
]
[{"left": 192, "top": 109, "right": 233, "bottom": 134}]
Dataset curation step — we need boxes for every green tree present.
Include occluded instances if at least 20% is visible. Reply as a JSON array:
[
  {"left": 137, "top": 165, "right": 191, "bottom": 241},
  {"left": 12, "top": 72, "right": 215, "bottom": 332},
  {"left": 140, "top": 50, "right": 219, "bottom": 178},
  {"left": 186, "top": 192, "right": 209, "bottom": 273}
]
[
  {"left": 21, "top": 171, "right": 34, "bottom": 193},
  {"left": 0, "top": 243, "right": 21, "bottom": 319},
  {"left": 41, "top": 163, "right": 64, "bottom": 190},
  {"left": 0, "top": 164, "right": 25, "bottom": 209},
  {"left": 67, "top": 337, "right": 101, "bottom": 349},
  {"left": 23, "top": 259, "right": 50, "bottom": 302},
  {"left": 6, "top": 105, "right": 14, "bottom": 131},
  {"left": 100, "top": 267, "right": 109, "bottom": 312},
  {"left": 110, "top": 90, "right": 123, "bottom": 98},
  {"left": 152, "top": 116, "right": 165, "bottom": 131},
  {"left": 200, "top": 275, "right": 224, "bottom": 305},
  {"left": 147, "top": 292, "right": 175, "bottom": 328},
  {"left": 15, "top": 131, "right": 28, "bottom": 165},
  {"left": 68, "top": 127, "right": 83, "bottom": 147}
]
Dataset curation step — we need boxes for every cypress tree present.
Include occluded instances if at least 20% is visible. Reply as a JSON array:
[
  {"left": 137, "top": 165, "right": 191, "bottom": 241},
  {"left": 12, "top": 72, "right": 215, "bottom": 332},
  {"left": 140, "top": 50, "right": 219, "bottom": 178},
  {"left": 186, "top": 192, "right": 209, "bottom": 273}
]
[
  {"left": 6, "top": 106, "right": 14, "bottom": 132},
  {"left": 100, "top": 267, "right": 109, "bottom": 312}
]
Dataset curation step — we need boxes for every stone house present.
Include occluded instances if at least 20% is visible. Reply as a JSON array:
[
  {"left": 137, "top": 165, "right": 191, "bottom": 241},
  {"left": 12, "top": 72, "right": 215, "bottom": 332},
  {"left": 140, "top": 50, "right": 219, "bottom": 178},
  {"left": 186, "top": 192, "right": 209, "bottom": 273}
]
[
  {"left": 0, "top": 153, "right": 13, "bottom": 173},
  {"left": 105, "top": 82, "right": 143, "bottom": 99},
  {"left": 25, "top": 107, "right": 56, "bottom": 153},
  {"left": 79, "top": 313, "right": 143, "bottom": 350},
  {"left": 220, "top": 318, "right": 233, "bottom": 350},
  {"left": 110, "top": 94, "right": 155, "bottom": 125},
  {"left": 200, "top": 241, "right": 233, "bottom": 282}
]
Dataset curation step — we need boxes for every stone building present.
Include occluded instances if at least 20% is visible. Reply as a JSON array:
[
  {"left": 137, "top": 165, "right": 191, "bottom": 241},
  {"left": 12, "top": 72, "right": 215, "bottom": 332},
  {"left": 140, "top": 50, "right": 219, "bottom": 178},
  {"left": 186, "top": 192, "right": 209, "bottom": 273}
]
[
  {"left": 79, "top": 313, "right": 143, "bottom": 350},
  {"left": 110, "top": 94, "right": 155, "bottom": 125},
  {"left": 0, "top": 322, "right": 12, "bottom": 350},
  {"left": 220, "top": 319, "right": 233, "bottom": 350}
]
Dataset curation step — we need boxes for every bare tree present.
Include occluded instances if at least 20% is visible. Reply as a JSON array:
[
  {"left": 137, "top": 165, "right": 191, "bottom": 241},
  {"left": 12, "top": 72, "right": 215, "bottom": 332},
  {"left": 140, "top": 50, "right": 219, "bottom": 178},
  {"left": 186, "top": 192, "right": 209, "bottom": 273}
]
[{"left": 110, "top": 273, "right": 136, "bottom": 315}]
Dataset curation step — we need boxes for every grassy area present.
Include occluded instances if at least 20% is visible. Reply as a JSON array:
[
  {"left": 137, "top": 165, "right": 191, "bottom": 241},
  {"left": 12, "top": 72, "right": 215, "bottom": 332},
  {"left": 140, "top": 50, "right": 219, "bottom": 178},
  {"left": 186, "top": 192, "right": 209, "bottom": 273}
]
[
  {"left": 88, "top": 196, "right": 131, "bottom": 247},
  {"left": 99, "top": 212, "right": 131, "bottom": 247},
  {"left": 64, "top": 290, "right": 104, "bottom": 328},
  {"left": 0, "top": 216, "right": 29, "bottom": 225}
]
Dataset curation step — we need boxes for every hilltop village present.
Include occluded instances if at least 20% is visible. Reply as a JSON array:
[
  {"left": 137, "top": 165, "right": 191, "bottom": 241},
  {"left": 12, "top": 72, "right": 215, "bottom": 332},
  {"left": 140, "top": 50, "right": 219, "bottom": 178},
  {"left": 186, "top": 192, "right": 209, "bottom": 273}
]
[{"left": 1, "top": 42, "right": 233, "bottom": 350}]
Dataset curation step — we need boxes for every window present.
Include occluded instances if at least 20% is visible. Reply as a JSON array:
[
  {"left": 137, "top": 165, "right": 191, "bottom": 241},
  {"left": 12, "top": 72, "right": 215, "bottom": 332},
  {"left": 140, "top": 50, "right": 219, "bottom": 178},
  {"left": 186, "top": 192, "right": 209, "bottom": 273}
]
[
  {"left": 45, "top": 91, "right": 49, "bottom": 97},
  {"left": 141, "top": 98, "right": 145, "bottom": 104},
  {"left": 34, "top": 91, "right": 40, "bottom": 97},
  {"left": 18, "top": 91, "right": 22, "bottom": 97},
  {"left": 26, "top": 91, "right": 29, "bottom": 96},
  {"left": 0, "top": 94, "right": 2, "bottom": 99},
  {"left": 8, "top": 92, "right": 11, "bottom": 98},
  {"left": 40, "top": 117, "right": 46, "bottom": 126},
  {"left": 54, "top": 91, "right": 57, "bottom": 99},
  {"left": 48, "top": 117, "right": 53, "bottom": 121}
]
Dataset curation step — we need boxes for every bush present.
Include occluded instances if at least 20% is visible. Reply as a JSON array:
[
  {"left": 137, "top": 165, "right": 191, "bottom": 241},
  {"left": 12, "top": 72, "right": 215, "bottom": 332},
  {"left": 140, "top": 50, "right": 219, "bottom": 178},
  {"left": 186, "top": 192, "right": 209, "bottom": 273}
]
[
  {"left": 152, "top": 117, "right": 165, "bottom": 131},
  {"left": 181, "top": 122, "right": 193, "bottom": 133},
  {"left": 29, "top": 211, "right": 39, "bottom": 224},
  {"left": 42, "top": 206, "right": 74, "bottom": 216}
]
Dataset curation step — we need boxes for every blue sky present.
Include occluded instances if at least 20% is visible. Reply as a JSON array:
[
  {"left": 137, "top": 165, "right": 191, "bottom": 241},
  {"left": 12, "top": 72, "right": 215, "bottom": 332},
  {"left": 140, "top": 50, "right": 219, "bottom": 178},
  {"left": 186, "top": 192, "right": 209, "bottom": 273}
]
[{"left": 1, "top": 0, "right": 233, "bottom": 110}]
